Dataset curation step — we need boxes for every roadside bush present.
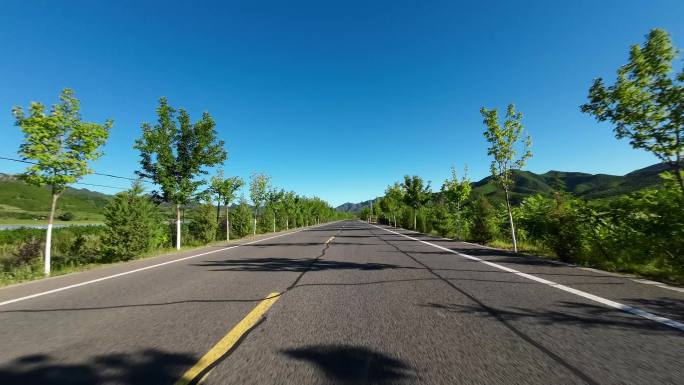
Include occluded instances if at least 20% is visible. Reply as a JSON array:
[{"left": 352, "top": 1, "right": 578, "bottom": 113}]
[
  {"left": 13, "top": 238, "right": 42, "bottom": 266},
  {"left": 469, "top": 197, "right": 498, "bottom": 244},
  {"left": 58, "top": 211, "right": 75, "bottom": 221},
  {"left": 430, "top": 205, "right": 452, "bottom": 237},
  {"left": 518, "top": 194, "right": 588, "bottom": 263},
  {"left": 102, "top": 183, "right": 167, "bottom": 261},
  {"left": 67, "top": 234, "right": 102, "bottom": 264},
  {"left": 189, "top": 204, "right": 218, "bottom": 244},
  {"left": 230, "top": 199, "right": 253, "bottom": 238}
]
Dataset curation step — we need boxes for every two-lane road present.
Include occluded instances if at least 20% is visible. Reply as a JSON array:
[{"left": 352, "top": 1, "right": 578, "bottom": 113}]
[{"left": 0, "top": 220, "right": 682, "bottom": 384}]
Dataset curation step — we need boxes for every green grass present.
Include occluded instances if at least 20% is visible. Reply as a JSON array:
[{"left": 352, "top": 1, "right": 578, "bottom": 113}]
[
  {"left": 0, "top": 219, "right": 103, "bottom": 226},
  {"left": 0, "top": 178, "right": 111, "bottom": 221}
]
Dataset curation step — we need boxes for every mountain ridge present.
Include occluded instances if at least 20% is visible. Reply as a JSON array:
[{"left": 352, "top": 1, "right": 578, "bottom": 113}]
[{"left": 335, "top": 162, "right": 672, "bottom": 212}]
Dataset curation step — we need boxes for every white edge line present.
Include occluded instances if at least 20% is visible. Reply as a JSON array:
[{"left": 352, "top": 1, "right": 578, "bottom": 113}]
[
  {"left": 370, "top": 223, "right": 684, "bottom": 333},
  {"left": 0, "top": 223, "right": 332, "bottom": 308},
  {"left": 386, "top": 225, "right": 684, "bottom": 293}
]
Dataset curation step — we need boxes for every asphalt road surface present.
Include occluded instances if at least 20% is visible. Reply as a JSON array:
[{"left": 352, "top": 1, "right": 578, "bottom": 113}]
[{"left": 0, "top": 220, "right": 682, "bottom": 385}]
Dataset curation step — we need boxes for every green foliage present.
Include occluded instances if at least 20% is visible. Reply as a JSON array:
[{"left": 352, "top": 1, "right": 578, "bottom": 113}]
[
  {"left": 135, "top": 98, "right": 227, "bottom": 206},
  {"left": 12, "top": 88, "right": 113, "bottom": 194},
  {"left": 58, "top": 212, "right": 75, "bottom": 221},
  {"left": 189, "top": 204, "right": 218, "bottom": 244},
  {"left": 230, "top": 199, "right": 254, "bottom": 238},
  {"left": 441, "top": 165, "right": 471, "bottom": 238},
  {"left": 430, "top": 205, "right": 452, "bottom": 237},
  {"left": 581, "top": 28, "right": 684, "bottom": 195},
  {"left": 518, "top": 194, "right": 588, "bottom": 262},
  {"left": 481, "top": 104, "right": 532, "bottom": 192},
  {"left": 469, "top": 197, "right": 498, "bottom": 244},
  {"left": 401, "top": 175, "right": 431, "bottom": 230},
  {"left": 102, "top": 183, "right": 167, "bottom": 261},
  {"left": 249, "top": 173, "right": 271, "bottom": 216},
  {"left": 208, "top": 169, "right": 244, "bottom": 210},
  {"left": 481, "top": 103, "right": 532, "bottom": 252}
]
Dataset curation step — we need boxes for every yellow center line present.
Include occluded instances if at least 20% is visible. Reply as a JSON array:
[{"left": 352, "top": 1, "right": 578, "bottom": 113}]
[
  {"left": 325, "top": 236, "right": 335, "bottom": 244},
  {"left": 174, "top": 292, "right": 281, "bottom": 385}
]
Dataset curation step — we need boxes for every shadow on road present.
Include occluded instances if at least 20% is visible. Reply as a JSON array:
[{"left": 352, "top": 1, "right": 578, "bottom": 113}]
[
  {"left": 281, "top": 344, "right": 414, "bottom": 384},
  {"left": 420, "top": 301, "right": 684, "bottom": 336},
  {"left": 0, "top": 349, "right": 193, "bottom": 385},
  {"left": 194, "top": 257, "right": 405, "bottom": 272}
]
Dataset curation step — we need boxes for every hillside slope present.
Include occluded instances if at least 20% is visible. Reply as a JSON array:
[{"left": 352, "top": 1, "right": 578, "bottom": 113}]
[
  {"left": 0, "top": 174, "right": 112, "bottom": 221},
  {"left": 336, "top": 163, "right": 671, "bottom": 212}
]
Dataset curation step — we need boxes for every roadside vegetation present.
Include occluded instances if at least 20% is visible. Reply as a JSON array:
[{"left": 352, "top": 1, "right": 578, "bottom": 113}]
[
  {"left": 361, "top": 29, "right": 684, "bottom": 284},
  {"left": 1, "top": 94, "right": 349, "bottom": 286}
]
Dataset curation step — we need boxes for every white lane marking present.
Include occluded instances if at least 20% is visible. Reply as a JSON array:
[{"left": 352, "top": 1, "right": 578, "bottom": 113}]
[
  {"left": 369, "top": 224, "right": 684, "bottom": 333},
  {"left": 387, "top": 224, "right": 684, "bottom": 293},
  {"left": 0, "top": 224, "right": 333, "bottom": 308}
]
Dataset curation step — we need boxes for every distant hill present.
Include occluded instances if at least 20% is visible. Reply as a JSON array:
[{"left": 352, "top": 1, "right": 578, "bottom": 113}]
[
  {"left": 336, "top": 163, "right": 672, "bottom": 212},
  {"left": 335, "top": 199, "right": 376, "bottom": 213},
  {"left": 0, "top": 174, "right": 112, "bottom": 221}
]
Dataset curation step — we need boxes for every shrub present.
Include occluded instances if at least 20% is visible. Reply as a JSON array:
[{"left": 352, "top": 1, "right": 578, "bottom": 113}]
[
  {"left": 102, "top": 183, "right": 166, "bottom": 261},
  {"left": 230, "top": 199, "right": 253, "bottom": 238},
  {"left": 13, "top": 238, "right": 42, "bottom": 266},
  {"left": 518, "top": 193, "right": 588, "bottom": 263},
  {"left": 189, "top": 204, "right": 218, "bottom": 244},
  {"left": 58, "top": 211, "right": 75, "bottom": 221},
  {"left": 469, "top": 197, "right": 497, "bottom": 244}
]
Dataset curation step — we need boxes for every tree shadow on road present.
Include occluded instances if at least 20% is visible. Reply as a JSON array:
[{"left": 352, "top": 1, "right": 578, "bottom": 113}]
[
  {"left": 194, "top": 257, "right": 408, "bottom": 272},
  {"left": 281, "top": 344, "right": 415, "bottom": 384},
  {"left": 420, "top": 301, "right": 684, "bottom": 336},
  {"left": 0, "top": 349, "right": 194, "bottom": 385}
]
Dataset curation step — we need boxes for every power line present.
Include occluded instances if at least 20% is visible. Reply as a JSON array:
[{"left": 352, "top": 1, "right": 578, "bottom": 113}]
[
  {"left": 0, "top": 156, "right": 152, "bottom": 183},
  {"left": 72, "top": 182, "right": 132, "bottom": 190}
]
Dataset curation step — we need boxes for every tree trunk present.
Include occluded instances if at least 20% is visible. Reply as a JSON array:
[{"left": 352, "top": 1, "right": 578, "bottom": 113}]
[
  {"left": 216, "top": 193, "right": 221, "bottom": 223},
  {"left": 253, "top": 212, "right": 257, "bottom": 235},
  {"left": 504, "top": 188, "right": 518, "bottom": 252},
  {"left": 413, "top": 209, "right": 417, "bottom": 231},
  {"left": 273, "top": 215, "right": 276, "bottom": 233},
  {"left": 286, "top": 216, "right": 289, "bottom": 230},
  {"left": 225, "top": 204, "right": 230, "bottom": 242},
  {"left": 44, "top": 191, "right": 60, "bottom": 276},
  {"left": 455, "top": 202, "right": 461, "bottom": 240},
  {"left": 176, "top": 204, "right": 182, "bottom": 250},
  {"left": 393, "top": 213, "right": 397, "bottom": 228},
  {"left": 674, "top": 165, "right": 684, "bottom": 199}
]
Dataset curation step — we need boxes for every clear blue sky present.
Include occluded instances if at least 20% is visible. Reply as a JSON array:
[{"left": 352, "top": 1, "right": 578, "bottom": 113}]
[{"left": 1, "top": 1, "right": 683, "bottom": 206}]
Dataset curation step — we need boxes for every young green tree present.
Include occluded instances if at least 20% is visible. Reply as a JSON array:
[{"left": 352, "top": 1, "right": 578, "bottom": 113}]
[
  {"left": 230, "top": 197, "right": 254, "bottom": 238},
  {"left": 249, "top": 173, "right": 271, "bottom": 235},
  {"left": 401, "top": 175, "right": 431, "bottom": 231},
  {"left": 135, "top": 97, "right": 226, "bottom": 250},
  {"left": 267, "top": 188, "right": 284, "bottom": 232},
  {"left": 581, "top": 28, "right": 684, "bottom": 197},
  {"left": 103, "top": 181, "right": 165, "bottom": 261},
  {"left": 384, "top": 182, "right": 404, "bottom": 227},
  {"left": 282, "top": 191, "right": 296, "bottom": 230},
  {"left": 12, "top": 88, "right": 112, "bottom": 275},
  {"left": 441, "top": 165, "right": 472, "bottom": 239},
  {"left": 481, "top": 104, "right": 532, "bottom": 252},
  {"left": 210, "top": 171, "right": 244, "bottom": 241}
]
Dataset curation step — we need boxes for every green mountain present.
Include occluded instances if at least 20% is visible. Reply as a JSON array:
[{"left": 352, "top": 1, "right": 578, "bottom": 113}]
[
  {"left": 336, "top": 163, "right": 671, "bottom": 211},
  {"left": 470, "top": 162, "right": 671, "bottom": 204},
  {"left": 0, "top": 174, "right": 112, "bottom": 221}
]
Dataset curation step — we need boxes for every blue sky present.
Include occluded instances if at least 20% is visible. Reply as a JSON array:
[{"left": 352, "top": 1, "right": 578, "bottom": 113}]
[{"left": 1, "top": 0, "right": 683, "bottom": 206}]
